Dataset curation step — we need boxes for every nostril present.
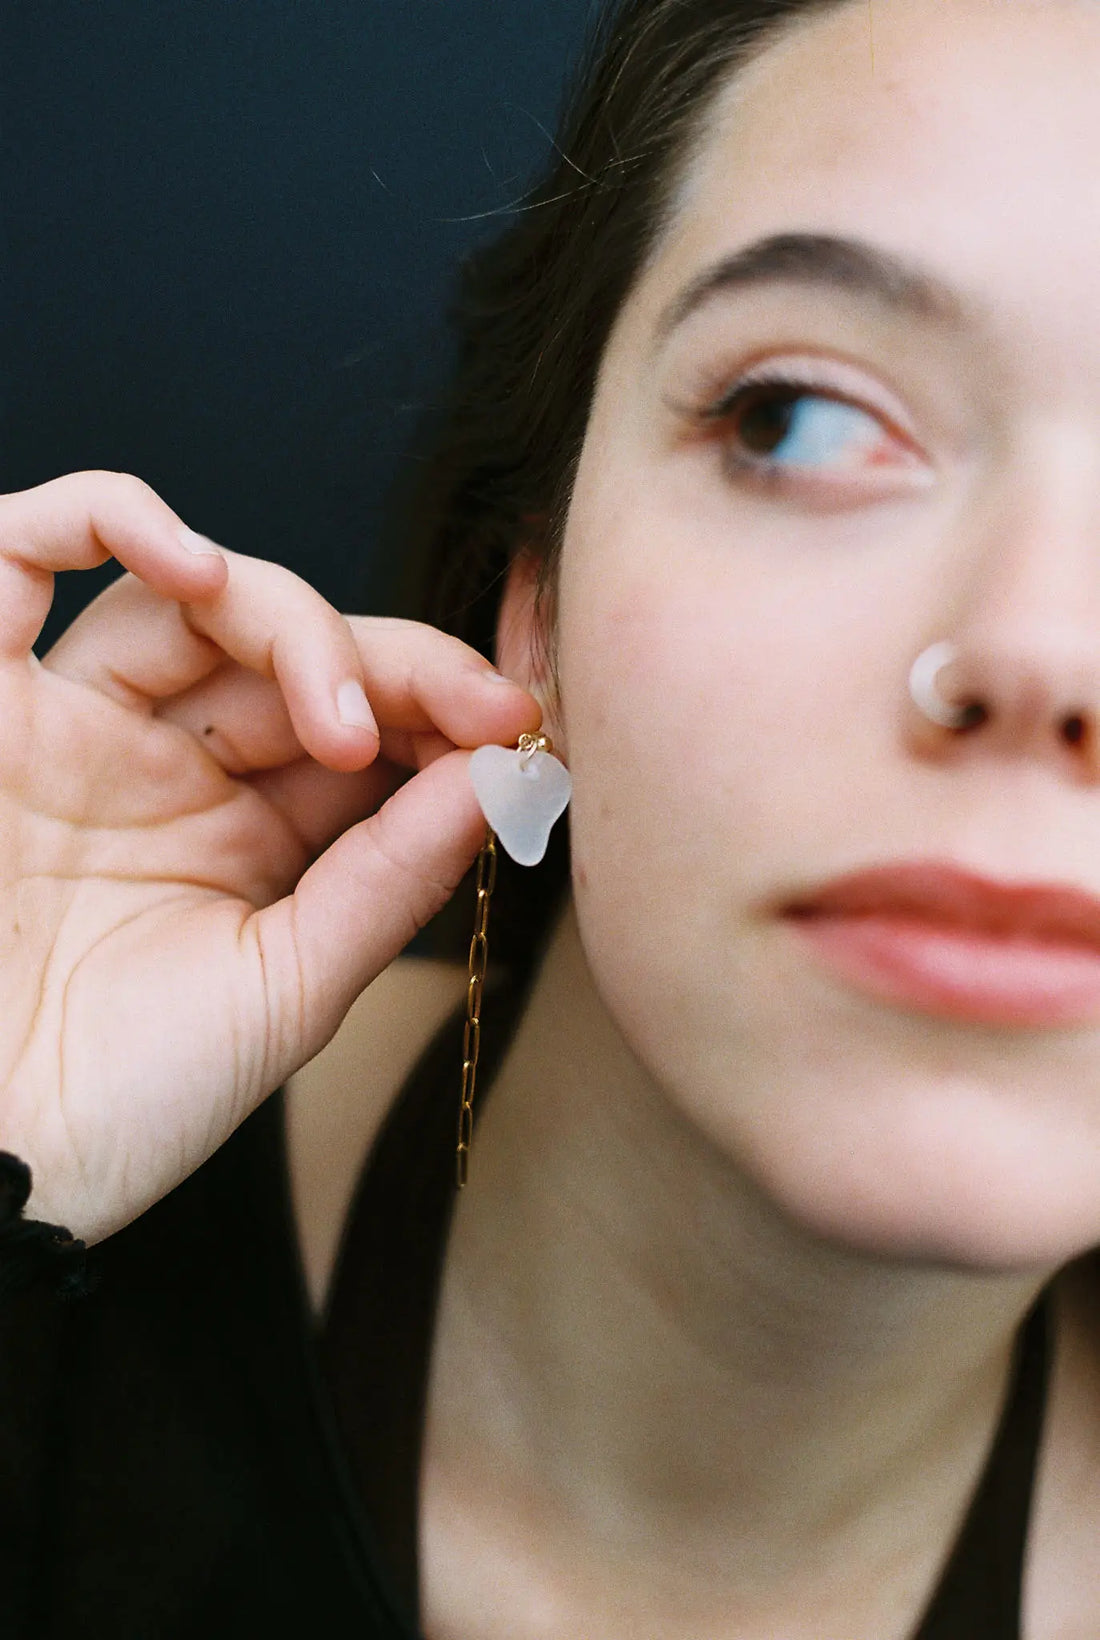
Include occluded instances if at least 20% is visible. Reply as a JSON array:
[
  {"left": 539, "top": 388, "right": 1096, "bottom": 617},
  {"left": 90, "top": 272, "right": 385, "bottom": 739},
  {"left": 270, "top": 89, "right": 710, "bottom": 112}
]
[
  {"left": 951, "top": 700, "right": 989, "bottom": 734},
  {"left": 1061, "top": 713, "right": 1088, "bottom": 747}
]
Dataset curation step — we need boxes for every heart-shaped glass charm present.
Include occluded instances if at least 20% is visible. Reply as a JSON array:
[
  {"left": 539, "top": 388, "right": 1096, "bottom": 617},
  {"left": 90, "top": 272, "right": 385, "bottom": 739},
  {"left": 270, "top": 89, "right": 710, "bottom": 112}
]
[{"left": 468, "top": 744, "right": 573, "bottom": 866}]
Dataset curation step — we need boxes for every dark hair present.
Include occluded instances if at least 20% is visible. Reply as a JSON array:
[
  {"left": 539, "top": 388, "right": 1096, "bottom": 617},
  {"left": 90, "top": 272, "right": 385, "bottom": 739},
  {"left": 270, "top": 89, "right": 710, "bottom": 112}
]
[{"left": 392, "top": 0, "right": 847, "bottom": 968}]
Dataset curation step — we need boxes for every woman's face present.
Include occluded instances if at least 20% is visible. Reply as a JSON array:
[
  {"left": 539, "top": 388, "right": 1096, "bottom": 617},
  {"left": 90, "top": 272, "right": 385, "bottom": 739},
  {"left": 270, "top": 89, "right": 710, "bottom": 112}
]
[{"left": 523, "top": 0, "right": 1100, "bottom": 1269}]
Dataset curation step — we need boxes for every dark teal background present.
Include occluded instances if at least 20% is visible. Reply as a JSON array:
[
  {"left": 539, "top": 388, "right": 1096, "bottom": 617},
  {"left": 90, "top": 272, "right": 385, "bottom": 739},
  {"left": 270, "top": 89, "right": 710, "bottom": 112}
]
[{"left": 3, "top": 2, "right": 593, "bottom": 652}]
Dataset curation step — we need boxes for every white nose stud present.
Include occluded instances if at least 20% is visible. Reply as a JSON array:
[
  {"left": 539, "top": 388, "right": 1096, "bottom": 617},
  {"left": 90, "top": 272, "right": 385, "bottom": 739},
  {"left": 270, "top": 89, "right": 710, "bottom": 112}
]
[{"left": 908, "top": 641, "right": 970, "bottom": 728}]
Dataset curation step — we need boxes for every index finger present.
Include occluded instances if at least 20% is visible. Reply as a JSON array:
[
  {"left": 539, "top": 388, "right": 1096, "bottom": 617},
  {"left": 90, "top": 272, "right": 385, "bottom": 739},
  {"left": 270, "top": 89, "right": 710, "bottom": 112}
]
[
  {"left": 0, "top": 470, "right": 227, "bottom": 661},
  {"left": 345, "top": 615, "right": 546, "bottom": 746}
]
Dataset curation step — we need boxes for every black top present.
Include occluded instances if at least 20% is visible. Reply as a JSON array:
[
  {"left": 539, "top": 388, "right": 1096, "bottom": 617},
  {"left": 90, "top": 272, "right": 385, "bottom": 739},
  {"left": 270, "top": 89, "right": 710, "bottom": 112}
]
[{"left": 0, "top": 964, "right": 1052, "bottom": 1638}]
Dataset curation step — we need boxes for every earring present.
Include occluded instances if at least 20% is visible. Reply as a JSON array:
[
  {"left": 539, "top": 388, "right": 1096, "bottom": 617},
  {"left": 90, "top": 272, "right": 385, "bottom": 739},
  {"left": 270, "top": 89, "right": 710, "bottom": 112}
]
[{"left": 458, "top": 733, "right": 572, "bottom": 1187}]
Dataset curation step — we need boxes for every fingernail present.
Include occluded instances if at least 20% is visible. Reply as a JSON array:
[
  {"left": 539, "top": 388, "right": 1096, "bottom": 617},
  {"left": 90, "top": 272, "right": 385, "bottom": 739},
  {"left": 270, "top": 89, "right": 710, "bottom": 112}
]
[
  {"left": 178, "top": 526, "right": 225, "bottom": 558},
  {"left": 336, "top": 678, "right": 378, "bottom": 733},
  {"left": 481, "top": 667, "right": 519, "bottom": 686}
]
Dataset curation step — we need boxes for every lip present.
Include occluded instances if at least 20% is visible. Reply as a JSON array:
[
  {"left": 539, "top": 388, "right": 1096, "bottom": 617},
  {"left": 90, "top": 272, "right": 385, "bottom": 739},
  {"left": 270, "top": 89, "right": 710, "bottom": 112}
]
[{"left": 781, "top": 861, "right": 1100, "bottom": 1026}]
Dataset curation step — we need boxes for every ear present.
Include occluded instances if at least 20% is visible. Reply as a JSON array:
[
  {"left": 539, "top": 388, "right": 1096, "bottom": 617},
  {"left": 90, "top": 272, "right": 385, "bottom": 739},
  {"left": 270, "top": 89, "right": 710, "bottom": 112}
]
[
  {"left": 493, "top": 548, "right": 557, "bottom": 725},
  {"left": 493, "top": 548, "right": 566, "bottom": 755}
]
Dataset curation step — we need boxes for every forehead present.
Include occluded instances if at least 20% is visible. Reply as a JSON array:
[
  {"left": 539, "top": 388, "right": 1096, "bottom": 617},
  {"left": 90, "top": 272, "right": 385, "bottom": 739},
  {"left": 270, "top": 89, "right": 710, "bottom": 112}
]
[{"left": 634, "top": 0, "right": 1100, "bottom": 364}]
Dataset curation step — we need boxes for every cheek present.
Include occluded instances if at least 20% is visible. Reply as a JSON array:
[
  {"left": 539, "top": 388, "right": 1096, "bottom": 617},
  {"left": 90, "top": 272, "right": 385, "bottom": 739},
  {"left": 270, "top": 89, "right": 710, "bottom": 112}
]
[
  {"left": 554, "top": 492, "right": 886, "bottom": 1146},
  {"left": 558, "top": 540, "right": 800, "bottom": 1001},
  {"left": 560, "top": 549, "right": 818, "bottom": 899}
]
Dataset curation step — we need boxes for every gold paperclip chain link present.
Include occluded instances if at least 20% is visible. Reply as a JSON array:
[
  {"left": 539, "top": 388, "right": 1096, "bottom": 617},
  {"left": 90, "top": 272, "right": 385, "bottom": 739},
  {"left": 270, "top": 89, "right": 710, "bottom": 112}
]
[
  {"left": 457, "top": 826, "right": 497, "bottom": 1187},
  {"left": 457, "top": 733, "right": 551, "bottom": 1188}
]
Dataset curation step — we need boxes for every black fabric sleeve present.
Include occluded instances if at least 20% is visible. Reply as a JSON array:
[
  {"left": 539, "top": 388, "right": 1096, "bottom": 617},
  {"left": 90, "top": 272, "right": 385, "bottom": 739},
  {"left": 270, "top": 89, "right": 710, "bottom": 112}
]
[
  {"left": 0, "top": 1153, "right": 90, "bottom": 1632},
  {"left": 0, "top": 1102, "right": 407, "bottom": 1638},
  {"left": 0, "top": 1152, "right": 97, "bottom": 1302}
]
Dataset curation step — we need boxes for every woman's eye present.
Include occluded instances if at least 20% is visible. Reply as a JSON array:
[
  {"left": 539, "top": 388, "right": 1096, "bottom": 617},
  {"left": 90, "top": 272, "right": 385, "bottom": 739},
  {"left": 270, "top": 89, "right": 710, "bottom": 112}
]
[{"left": 704, "top": 374, "right": 911, "bottom": 488}]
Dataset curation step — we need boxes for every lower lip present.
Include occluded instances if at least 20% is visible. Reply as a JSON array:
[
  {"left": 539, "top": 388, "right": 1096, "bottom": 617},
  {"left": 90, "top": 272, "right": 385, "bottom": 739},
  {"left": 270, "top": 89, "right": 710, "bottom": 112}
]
[{"left": 785, "top": 911, "right": 1100, "bottom": 1026}]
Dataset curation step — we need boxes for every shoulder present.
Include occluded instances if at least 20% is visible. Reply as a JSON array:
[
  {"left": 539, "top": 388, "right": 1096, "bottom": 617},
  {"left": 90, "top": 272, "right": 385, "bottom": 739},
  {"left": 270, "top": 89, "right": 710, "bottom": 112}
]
[{"left": 284, "top": 954, "right": 470, "bottom": 1320}]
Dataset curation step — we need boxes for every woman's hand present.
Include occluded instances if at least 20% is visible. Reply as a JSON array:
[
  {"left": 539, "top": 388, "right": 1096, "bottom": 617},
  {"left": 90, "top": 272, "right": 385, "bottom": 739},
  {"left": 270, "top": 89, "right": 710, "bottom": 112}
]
[{"left": 0, "top": 472, "right": 540, "bottom": 1246}]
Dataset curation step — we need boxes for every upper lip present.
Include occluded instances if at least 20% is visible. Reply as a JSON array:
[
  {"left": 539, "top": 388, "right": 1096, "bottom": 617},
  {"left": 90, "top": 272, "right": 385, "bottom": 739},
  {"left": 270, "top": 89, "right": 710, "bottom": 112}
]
[{"left": 783, "top": 861, "right": 1100, "bottom": 951}]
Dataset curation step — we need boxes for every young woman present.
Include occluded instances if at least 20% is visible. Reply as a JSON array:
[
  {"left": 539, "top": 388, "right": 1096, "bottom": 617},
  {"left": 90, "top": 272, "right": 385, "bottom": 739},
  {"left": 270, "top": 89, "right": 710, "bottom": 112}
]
[{"left": 3, "top": 0, "right": 1100, "bottom": 1634}]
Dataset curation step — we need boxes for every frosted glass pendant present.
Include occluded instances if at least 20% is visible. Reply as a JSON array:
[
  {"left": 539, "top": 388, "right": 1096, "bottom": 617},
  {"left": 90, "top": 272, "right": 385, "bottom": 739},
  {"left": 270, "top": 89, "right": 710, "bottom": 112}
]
[{"left": 468, "top": 743, "right": 572, "bottom": 866}]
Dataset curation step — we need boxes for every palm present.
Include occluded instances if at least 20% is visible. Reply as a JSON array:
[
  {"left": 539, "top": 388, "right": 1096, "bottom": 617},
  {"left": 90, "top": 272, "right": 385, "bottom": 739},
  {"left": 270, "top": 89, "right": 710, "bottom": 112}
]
[{"left": 4, "top": 661, "right": 329, "bottom": 1242}]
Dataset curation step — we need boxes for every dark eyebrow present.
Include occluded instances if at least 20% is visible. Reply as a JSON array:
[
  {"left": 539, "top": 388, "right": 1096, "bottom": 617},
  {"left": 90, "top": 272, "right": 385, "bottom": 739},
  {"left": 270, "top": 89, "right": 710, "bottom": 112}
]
[{"left": 656, "top": 231, "right": 983, "bottom": 340}]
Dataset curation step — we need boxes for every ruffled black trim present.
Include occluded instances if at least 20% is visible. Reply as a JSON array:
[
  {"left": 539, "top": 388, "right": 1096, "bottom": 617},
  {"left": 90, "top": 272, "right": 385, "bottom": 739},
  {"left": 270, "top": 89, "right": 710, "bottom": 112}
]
[{"left": 0, "top": 1151, "right": 99, "bottom": 1300}]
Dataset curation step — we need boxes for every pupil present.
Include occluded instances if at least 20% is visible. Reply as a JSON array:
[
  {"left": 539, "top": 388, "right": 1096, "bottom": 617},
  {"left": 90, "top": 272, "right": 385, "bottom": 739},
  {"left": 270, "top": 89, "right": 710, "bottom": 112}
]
[{"left": 739, "top": 389, "right": 798, "bottom": 455}]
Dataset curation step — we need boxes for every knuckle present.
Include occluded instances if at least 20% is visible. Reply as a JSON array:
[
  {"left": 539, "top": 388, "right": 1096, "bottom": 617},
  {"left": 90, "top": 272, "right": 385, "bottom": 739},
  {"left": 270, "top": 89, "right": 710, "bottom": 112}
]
[
  {"left": 3, "top": 470, "right": 162, "bottom": 517},
  {"left": 98, "top": 470, "right": 165, "bottom": 510},
  {"left": 347, "top": 614, "right": 480, "bottom": 672},
  {"left": 250, "top": 557, "right": 318, "bottom": 609},
  {"left": 266, "top": 565, "right": 355, "bottom": 646},
  {"left": 61, "top": 469, "right": 157, "bottom": 505},
  {"left": 49, "top": 470, "right": 173, "bottom": 533},
  {"left": 104, "top": 469, "right": 156, "bottom": 495}
]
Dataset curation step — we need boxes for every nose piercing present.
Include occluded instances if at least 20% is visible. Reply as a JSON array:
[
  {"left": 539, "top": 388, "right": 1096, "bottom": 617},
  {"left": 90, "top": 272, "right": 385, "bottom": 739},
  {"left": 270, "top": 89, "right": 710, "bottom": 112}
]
[
  {"left": 910, "top": 641, "right": 1094, "bottom": 741},
  {"left": 909, "top": 641, "right": 976, "bottom": 729}
]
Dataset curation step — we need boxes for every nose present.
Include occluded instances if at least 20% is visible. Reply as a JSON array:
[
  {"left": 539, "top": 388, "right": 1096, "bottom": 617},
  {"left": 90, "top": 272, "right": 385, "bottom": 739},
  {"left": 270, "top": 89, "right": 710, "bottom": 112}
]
[
  {"left": 909, "top": 467, "right": 1100, "bottom": 777},
  {"left": 911, "top": 637, "right": 1099, "bottom": 769}
]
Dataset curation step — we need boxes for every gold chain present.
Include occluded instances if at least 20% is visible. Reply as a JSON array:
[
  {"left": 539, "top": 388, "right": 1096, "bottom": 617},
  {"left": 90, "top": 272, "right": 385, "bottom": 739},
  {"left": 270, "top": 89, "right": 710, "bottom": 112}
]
[
  {"left": 457, "top": 825, "right": 497, "bottom": 1188},
  {"left": 457, "top": 733, "right": 552, "bottom": 1188}
]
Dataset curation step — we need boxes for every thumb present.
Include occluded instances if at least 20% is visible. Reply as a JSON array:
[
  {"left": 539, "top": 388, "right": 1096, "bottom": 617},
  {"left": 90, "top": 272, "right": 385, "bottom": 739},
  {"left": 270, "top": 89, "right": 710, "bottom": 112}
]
[{"left": 256, "top": 748, "right": 485, "bottom": 1078}]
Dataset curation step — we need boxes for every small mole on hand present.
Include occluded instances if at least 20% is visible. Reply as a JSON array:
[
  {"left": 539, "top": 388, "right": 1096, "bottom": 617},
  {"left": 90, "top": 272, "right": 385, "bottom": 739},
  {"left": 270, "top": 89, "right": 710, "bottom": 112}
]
[{"left": 203, "top": 726, "right": 214, "bottom": 736}]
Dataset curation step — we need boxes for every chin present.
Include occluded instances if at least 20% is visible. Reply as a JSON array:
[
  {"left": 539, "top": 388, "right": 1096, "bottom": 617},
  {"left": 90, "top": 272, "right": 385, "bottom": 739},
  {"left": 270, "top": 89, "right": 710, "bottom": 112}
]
[
  {"left": 657, "top": 966, "right": 1100, "bottom": 1275},
  {"left": 739, "top": 1094, "right": 1100, "bottom": 1275},
  {"left": 578, "top": 891, "right": 1100, "bottom": 1274}
]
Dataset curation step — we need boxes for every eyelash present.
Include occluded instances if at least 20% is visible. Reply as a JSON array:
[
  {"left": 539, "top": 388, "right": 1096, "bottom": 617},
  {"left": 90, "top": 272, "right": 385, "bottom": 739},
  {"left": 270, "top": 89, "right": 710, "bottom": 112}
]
[{"left": 693, "top": 364, "right": 904, "bottom": 491}]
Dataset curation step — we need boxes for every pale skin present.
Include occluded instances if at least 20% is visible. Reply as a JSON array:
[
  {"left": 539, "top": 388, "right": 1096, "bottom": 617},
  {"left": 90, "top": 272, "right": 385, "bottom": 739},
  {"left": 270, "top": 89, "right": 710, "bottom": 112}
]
[{"left": 9, "top": 1, "right": 1100, "bottom": 1638}]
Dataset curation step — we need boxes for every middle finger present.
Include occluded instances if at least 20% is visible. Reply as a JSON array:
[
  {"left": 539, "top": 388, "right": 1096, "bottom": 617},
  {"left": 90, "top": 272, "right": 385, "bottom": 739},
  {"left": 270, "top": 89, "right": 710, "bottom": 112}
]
[{"left": 156, "top": 614, "right": 541, "bottom": 775}]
